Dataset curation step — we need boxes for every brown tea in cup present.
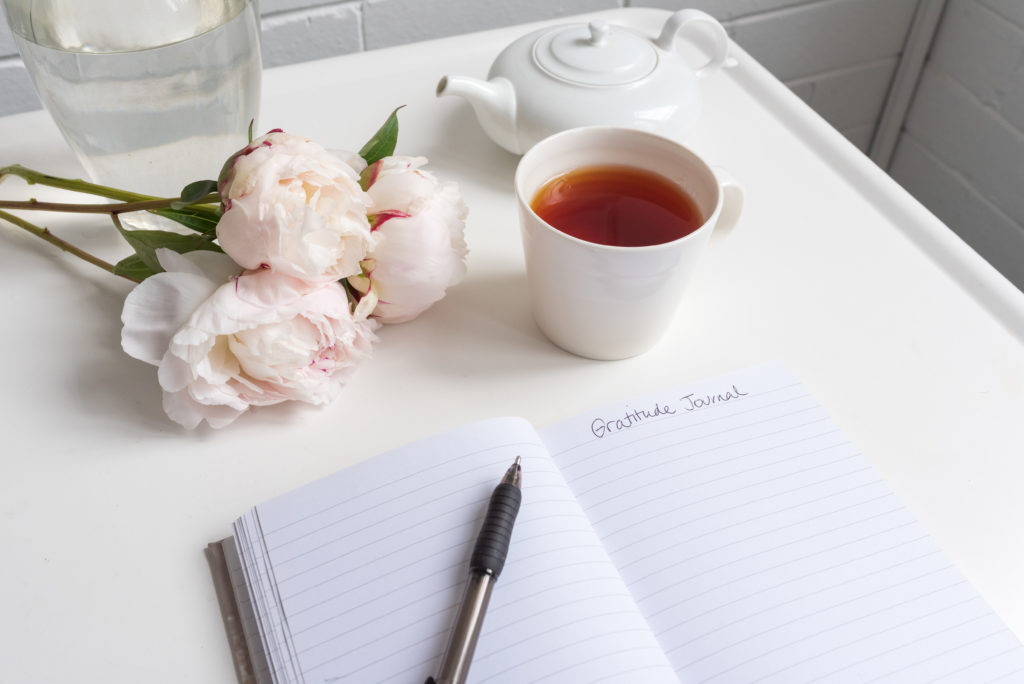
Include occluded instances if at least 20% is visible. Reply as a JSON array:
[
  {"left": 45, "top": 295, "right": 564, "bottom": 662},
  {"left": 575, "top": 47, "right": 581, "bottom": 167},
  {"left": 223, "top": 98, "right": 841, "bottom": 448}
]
[{"left": 529, "top": 164, "right": 704, "bottom": 247}]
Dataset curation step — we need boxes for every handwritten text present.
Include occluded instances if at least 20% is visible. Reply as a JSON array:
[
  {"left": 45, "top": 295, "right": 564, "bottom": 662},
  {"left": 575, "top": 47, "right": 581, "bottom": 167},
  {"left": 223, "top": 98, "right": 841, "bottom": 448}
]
[
  {"left": 681, "top": 384, "right": 748, "bottom": 411},
  {"left": 591, "top": 402, "right": 677, "bottom": 439}
]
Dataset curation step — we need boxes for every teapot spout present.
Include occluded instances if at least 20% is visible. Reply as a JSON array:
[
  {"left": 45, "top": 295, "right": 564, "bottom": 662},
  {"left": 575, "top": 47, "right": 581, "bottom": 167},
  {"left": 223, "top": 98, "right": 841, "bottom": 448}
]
[{"left": 437, "top": 75, "right": 519, "bottom": 153}]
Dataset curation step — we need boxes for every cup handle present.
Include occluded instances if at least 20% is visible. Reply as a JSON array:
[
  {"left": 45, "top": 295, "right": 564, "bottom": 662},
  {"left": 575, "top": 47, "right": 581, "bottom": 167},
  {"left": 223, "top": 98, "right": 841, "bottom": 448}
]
[
  {"left": 710, "top": 166, "right": 744, "bottom": 244},
  {"left": 655, "top": 9, "right": 730, "bottom": 78}
]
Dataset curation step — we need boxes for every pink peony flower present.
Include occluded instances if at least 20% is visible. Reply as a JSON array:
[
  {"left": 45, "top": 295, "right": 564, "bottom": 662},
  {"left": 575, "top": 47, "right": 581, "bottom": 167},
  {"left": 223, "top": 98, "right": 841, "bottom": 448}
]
[
  {"left": 121, "top": 249, "right": 378, "bottom": 429},
  {"left": 217, "top": 131, "right": 375, "bottom": 284},
  {"left": 349, "top": 155, "right": 468, "bottom": 324}
]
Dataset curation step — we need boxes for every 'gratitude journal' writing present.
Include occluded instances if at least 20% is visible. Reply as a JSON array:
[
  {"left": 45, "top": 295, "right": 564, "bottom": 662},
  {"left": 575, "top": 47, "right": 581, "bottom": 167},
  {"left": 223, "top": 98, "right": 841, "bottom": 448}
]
[{"left": 590, "top": 384, "right": 749, "bottom": 438}]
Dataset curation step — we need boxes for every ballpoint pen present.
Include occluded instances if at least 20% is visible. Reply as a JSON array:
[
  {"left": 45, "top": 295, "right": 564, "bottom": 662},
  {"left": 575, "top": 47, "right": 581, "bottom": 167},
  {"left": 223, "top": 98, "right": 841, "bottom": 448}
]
[{"left": 427, "top": 456, "right": 522, "bottom": 684}]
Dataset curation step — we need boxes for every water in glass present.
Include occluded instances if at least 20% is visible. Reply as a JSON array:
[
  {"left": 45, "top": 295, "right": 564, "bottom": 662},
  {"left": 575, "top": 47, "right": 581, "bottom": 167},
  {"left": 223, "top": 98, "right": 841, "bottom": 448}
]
[{"left": 4, "top": 0, "right": 261, "bottom": 228}]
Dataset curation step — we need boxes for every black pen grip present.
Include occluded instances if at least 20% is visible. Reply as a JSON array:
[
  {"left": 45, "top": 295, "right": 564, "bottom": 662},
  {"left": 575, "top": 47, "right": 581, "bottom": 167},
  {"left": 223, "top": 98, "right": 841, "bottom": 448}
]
[{"left": 469, "top": 482, "right": 521, "bottom": 578}]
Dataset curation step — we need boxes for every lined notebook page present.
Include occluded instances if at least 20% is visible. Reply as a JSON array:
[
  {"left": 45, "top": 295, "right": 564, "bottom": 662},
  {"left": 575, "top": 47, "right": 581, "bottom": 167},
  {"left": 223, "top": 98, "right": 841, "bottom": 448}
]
[
  {"left": 541, "top": 363, "right": 1024, "bottom": 683},
  {"left": 234, "top": 417, "right": 678, "bottom": 684}
]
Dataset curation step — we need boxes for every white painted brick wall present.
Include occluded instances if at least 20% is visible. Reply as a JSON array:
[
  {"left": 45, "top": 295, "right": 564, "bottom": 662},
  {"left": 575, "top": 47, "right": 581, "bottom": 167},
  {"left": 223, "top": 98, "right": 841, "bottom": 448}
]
[
  {"left": 891, "top": 135, "right": 1024, "bottom": 285},
  {"left": 262, "top": 0, "right": 340, "bottom": 12},
  {"left": 788, "top": 58, "right": 898, "bottom": 132},
  {"left": 908, "top": 70, "right": 1024, "bottom": 222},
  {"left": 0, "top": 16, "right": 14, "bottom": 55},
  {"left": 261, "top": 3, "right": 363, "bottom": 66},
  {"left": 926, "top": 0, "right": 1024, "bottom": 132},
  {"left": 627, "top": 0, "right": 917, "bottom": 147},
  {"left": 0, "top": 0, "right": 912, "bottom": 137},
  {"left": 362, "top": 0, "right": 621, "bottom": 50},
  {"left": 724, "top": 0, "right": 917, "bottom": 80},
  {"left": 889, "top": 0, "right": 1024, "bottom": 289},
  {"left": 638, "top": 0, "right": 809, "bottom": 20}
]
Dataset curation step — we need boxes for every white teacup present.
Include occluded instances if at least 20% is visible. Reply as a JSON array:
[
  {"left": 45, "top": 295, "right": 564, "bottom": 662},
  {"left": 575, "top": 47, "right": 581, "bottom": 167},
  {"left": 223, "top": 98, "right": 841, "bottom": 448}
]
[{"left": 514, "top": 126, "right": 743, "bottom": 360}]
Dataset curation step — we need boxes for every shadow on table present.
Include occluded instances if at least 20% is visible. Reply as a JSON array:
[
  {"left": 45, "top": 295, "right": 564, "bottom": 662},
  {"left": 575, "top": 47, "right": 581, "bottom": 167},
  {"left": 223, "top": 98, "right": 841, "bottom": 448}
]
[
  {"left": 418, "top": 106, "right": 521, "bottom": 194},
  {"left": 65, "top": 268, "right": 584, "bottom": 434},
  {"left": 65, "top": 289, "right": 172, "bottom": 434},
  {"left": 382, "top": 269, "right": 587, "bottom": 375}
]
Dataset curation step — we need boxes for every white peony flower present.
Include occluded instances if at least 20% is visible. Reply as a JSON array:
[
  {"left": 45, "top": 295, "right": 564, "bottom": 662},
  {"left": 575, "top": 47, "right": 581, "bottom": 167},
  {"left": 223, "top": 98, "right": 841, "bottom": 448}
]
[
  {"left": 121, "top": 248, "right": 378, "bottom": 429},
  {"left": 349, "top": 156, "right": 468, "bottom": 324},
  {"left": 217, "top": 131, "right": 375, "bottom": 284}
]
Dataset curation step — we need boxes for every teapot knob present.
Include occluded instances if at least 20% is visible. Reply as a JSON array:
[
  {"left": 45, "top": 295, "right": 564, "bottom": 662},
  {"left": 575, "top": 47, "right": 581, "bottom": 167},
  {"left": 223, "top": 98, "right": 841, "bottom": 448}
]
[{"left": 587, "top": 20, "right": 609, "bottom": 47}]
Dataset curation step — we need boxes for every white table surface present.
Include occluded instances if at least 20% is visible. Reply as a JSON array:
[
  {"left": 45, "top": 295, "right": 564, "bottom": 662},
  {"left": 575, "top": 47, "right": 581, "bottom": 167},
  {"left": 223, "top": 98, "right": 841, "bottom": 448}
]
[{"left": 1, "top": 8, "right": 1022, "bottom": 683}]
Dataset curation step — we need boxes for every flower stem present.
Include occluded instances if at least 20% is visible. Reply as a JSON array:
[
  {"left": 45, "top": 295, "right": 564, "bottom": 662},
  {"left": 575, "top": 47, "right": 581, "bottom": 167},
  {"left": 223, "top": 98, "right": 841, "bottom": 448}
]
[
  {"left": 0, "top": 196, "right": 218, "bottom": 214},
  {"left": 0, "top": 208, "right": 140, "bottom": 283},
  {"left": 0, "top": 164, "right": 220, "bottom": 220},
  {"left": 1, "top": 164, "right": 158, "bottom": 203}
]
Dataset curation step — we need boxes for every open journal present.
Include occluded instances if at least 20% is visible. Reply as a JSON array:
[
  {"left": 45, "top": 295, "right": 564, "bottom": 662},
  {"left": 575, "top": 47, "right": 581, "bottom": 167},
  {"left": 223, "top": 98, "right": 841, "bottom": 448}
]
[{"left": 208, "top": 364, "right": 1024, "bottom": 683}]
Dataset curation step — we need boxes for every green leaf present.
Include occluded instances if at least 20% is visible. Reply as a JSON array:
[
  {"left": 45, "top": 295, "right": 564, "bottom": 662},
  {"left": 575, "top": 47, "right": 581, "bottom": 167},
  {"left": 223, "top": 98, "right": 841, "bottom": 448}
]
[
  {"left": 151, "top": 206, "right": 220, "bottom": 236},
  {"left": 171, "top": 180, "right": 219, "bottom": 209},
  {"left": 116, "top": 228, "right": 223, "bottom": 274},
  {"left": 113, "top": 254, "right": 159, "bottom": 281},
  {"left": 358, "top": 106, "right": 404, "bottom": 165}
]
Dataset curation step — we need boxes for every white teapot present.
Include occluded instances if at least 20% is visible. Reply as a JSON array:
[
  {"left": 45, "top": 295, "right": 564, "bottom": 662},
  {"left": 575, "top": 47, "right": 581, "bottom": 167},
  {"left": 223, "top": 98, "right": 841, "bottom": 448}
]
[{"left": 436, "top": 9, "right": 729, "bottom": 154}]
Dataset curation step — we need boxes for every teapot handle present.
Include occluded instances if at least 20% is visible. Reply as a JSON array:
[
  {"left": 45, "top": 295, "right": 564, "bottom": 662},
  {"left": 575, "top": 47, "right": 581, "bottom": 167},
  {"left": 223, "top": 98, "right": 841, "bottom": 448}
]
[{"left": 655, "top": 9, "right": 729, "bottom": 78}]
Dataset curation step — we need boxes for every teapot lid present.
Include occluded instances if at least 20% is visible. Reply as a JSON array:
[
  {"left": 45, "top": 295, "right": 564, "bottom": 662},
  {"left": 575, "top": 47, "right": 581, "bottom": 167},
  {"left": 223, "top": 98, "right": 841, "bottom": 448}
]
[{"left": 532, "top": 20, "right": 658, "bottom": 86}]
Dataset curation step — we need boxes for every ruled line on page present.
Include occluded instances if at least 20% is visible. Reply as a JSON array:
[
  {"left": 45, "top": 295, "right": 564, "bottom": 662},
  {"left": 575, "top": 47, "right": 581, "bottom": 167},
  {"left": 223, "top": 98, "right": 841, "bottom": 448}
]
[
  {"left": 677, "top": 576, "right": 968, "bottom": 667},
  {"left": 487, "top": 572, "right": 631, "bottom": 615},
  {"left": 585, "top": 436, "right": 851, "bottom": 522},
  {"left": 279, "top": 498, "right": 593, "bottom": 606},
  {"left": 603, "top": 476, "right": 885, "bottom": 550},
  {"left": 538, "top": 364, "right": 1024, "bottom": 683},
  {"left": 617, "top": 492, "right": 899, "bottom": 576},
  {"left": 246, "top": 423, "right": 562, "bottom": 683},
  {"left": 279, "top": 498, "right": 584, "bottom": 606},
  {"left": 373, "top": 606, "right": 672, "bottom": 684},
  {"left": 380, "top": 644, "right": 675, "bottom": 684},
  {"left": 633, "top": 520, "right": 920, "bottom": 606},
  {"left": 574, "top": 421, "right": 841, "bottom": 502},
  {"left": 623, "top": 500, "right": 906, "bottom": 582},
  {"left": 725, "top": 611, "right": 996, "bottom": 684},
  {"left": 275, "top": 487, "right": 577, "bottom": 587},
  {"left": 634, "top": 509, "right": 925, "bottom": 643},
  {"left": 646, "top": 545, "right": 941, "bottom": 625},
  {"left": 288, "top": 537, "right": 605, "bottom": 628},
  {"left": 602, "top": 460, "right": 878, "bottom": 554},
  {"left": 475, "top": 601, "right": 648, "bottom": 662},
  {"left": 565, "top": 406, "right": 830, "bottom": 489},
  {"left": 980, "top": 665, "right": 1024, "bottom": 684},
  {"left": 316, "top": 626, "right": 444, "bottom": 682},
  {"left": 261, "top": 438, "right": 542, "bottom": 538},
  {"left": 270, "top": 464, "right": 569, "bottom": 581},
  {"left": 309, "top": 583, "right": 658, "bottom": 679},
  {"left": 272, "top": 492, "right": 478, "bottom": 561},
  {"left": 507, "top": 645, "right": 678, "bottom": 684},
  {"left": 739, "top": 619, "right": 1004, "bottom": 684},
  {"left": 264, "top": 441, "right": 549, "bottom": 552},
  {"left": 290, "top": 571, "right": 459, "bottom": 641},
  {"left": 248, "top": 418, "right": 678, "bottom": 684},
  {"left": 864, "top": 632, "right": 1024, "bottom": 683},
  {"left": 473, "top": 639, "right": 670, "bottom": 684},
  {"left": 922, "top": 649, "right": 1024, "bottom": 683},
  {"left": 291, "top": 539, "right": 611, "bottom": 647},
  {"left": 299, "top": 603, "right": 449, "bottom": 668}
]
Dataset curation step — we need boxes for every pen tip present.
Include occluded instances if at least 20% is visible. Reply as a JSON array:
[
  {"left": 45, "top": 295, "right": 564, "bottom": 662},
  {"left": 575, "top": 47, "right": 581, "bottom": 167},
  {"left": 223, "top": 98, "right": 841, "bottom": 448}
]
[{"left": 502, "top": 456, "right": 522, "bottom": 487}]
